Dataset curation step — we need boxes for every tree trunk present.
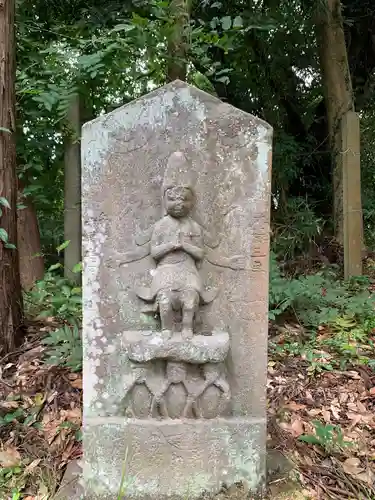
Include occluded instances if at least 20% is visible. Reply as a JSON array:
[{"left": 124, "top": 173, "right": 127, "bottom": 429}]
[
  {"left": 315, "top": 0, "right": 355, "bottom": 243},
  {"left": 167, "top": 0, "right": 190, "bottom": 81},
  {"left": 0, "top": 0, "right": 23, "bottom": 353},
  {"left": 17, "top": 189, "right": 44, "bottom": 291},
  {"left": 64, "top": 93, "right": 81, "bottom": 284}
]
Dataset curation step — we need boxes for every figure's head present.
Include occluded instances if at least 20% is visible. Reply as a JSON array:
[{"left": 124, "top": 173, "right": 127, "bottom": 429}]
[
  {"left": 203, "top": 363, "right": 220, "bottom": 379},
  {"left": 166, "top": 361, "right": 187, "bottom": 383},
  {"left": 164, "top": 186, "right": 194, "bottom": 218},
  {"left": 132, "top": 362, "right": 149, "bottom": 381},
  {"left": 162, "top": 152, "right": 196, "bottom": 217}
]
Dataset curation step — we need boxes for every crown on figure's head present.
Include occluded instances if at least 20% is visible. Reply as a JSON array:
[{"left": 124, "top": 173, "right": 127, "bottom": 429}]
[{"left": 162, "top": 151, "right": 196, "bottom": 195}]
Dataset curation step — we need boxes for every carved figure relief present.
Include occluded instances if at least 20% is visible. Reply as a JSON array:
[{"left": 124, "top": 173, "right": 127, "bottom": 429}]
[
  {"left": 123, "top": 359, "right": 231, "bottom": 420},
  {"left": 114, "top": 151, "right": 245, "bottom": 339},
  {"left": 122, "top": 361, "right": 167, "bottom": 418},
  {"left": 111, "top": 151, "right": 243, "bottom": 420}
]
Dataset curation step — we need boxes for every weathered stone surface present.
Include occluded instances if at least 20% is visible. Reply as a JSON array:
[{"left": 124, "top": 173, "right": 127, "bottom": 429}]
[
  {"left": 56, "top": 460, "right": 84, "bottom": 500},
  {"left": 126, "top": 331, "right": 230, "bottom": 364},
  {"left": 84, "top": 417, "right": 266, "bottom": 499},
  {"left": 82, "top": 79, "right": 272, "bottom": 498}
]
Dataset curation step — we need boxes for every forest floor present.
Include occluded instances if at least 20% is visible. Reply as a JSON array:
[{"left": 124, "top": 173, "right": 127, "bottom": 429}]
[{"left": 0, "top": 318, "right": 375, "bottom": 499}]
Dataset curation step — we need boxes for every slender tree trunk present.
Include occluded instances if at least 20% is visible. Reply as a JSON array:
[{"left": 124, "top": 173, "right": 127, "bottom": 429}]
[
  {"left": 64, "top": 93, "right": 81, "bottom": 284},
  {"left": 167, "top": 0, "right": 190, "bottom": 81},
  {"left": 17, "top": 188, "right": 44, "bottom": 291},
  {"left": 0, "top": 0, "right": 23, "bottom": 353},
  {"left": 315, "top": 0, "right": 356, "bottom": 244}
]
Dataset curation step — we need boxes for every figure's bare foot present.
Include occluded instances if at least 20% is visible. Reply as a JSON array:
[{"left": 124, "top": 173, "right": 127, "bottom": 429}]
[
  {"left": 161, "top": 329, "right": 172, "bottom": 340},
  {"left": 181, "top": 328, "right": 193, "bottom": 340}
]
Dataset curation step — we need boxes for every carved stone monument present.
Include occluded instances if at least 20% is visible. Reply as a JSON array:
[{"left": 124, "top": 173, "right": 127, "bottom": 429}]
[{"left": 82, "top": 80, "right": 272, "bottom": 498}]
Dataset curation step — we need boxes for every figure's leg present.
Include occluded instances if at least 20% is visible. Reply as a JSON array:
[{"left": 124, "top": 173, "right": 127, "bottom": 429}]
[
  {"left": 182, "top": 396, "right": 194, "bottom": 418},
  {"left": 181, "top": 289, "right": 199, "bottom": 339},
  {"left": 151, "top": 378, "right": 170, "bottom": 418},
  {"left": 157, "top": 290, "right": 174, "bottom": 339},
  {"left": 158, "top": 398, "right": 170, "bottom": 418}
]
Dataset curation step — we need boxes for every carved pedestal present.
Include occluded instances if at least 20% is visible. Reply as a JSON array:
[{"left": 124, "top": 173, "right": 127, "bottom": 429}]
[
  {"left": 83, "top": 330, "right": 266, "bottom": 499},
  {"left": 122, "top": 331, "right": 231, "bottom": 420}
]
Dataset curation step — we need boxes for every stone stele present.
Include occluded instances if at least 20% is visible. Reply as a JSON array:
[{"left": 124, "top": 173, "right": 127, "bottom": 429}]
[{"left": 82, "top": 80, "right": 272, "bottom": 499}]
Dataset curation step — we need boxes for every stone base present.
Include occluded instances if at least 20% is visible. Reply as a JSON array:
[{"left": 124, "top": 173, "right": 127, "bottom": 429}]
[
  {"left": 83, "top": 417, "right": 266, "bottom": 499},
  {"left": 56, "top": 460, "right": 84, "bottom": 500}
]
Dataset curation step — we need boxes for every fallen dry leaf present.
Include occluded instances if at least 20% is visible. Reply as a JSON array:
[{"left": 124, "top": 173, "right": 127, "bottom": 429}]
[
  {"left": 63, "top": 408, "right": 81, "bottom": 424},
  {"left": 356, "top": 401, "right": 368, "bottom": 414},
  {"left": 342, "top": 457, "right": 362, "bottom": 474},
  {"left": 307, "top": 408, "right": 321, "bottom": 417},
  {"left": 305, "top": 390, "right": 314, "bottom": 404},
  {"left": 347, "top": 411, "right": 374, "bottom": 426},
  {"left": 356, "top": 468, "right": 375, "bottom": 486},
  {"left": 330, "top": 404, "right": 340, "bottom": 420},
  {"left": 346, "top": 370, "right": 362, "bottom": 379},
  {"left": 339, "top": 392, "right": 349, "bottom": 403},
  {"left": 322, "top": 409, "right": 331, "bottom": 422},
  {"left": 42, "top": 411, "right": 65, "bottom": 444},
  {"left": 70, "top": 377, "right": 82, "bottom": 389},
  {"left": 24, "top": 458, "right": 41, "bottom": 474},
  {"left": 291, "top": 418, "right": 304, "bottom": 436},
  {"left": 280, "top": 417, "right": 305, "bottom": 437},
  {"left": 284, "top": 401, "right": 307, "bottom": 411},
  {"left": 0, "top": 446, "right": 21, "bottom": 467},
  {"left": 0, "top": 400, "right": 19, "bottom": 410}
]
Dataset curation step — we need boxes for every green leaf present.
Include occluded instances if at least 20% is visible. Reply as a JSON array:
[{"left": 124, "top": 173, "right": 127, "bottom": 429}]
[
  {"left": 0, "top": 197, "right": 10, "bottom": 208},
  {"left": 299, "top": 434, "right": 321, "bottom": 445},
  {"left": 4, "top": 243, "right": 16, "bottom": 250},
  {"left": 48, "top": 263, "right": 62, "bottom": 272},
  {"left": 215, "top": 75, "right": 230, "bottom": 84},
  {"left": 233, "top": 16, "right": 243, "bottom": 28},
  {"left": 0, "top": 228, "right": 9, "bottom": 243},
  {"left": 56, "top": 240, "right": 70, "bottom": 253},
  {"left": 23, "top": 414, "right": 36, "bottom": 426},
  {"left": 3, "top": 408, "right": 24, "bottom": 423},
  {"left": 69, "top": 296, "right": 82, "bottom": 304},
  {"left": 111, "top": 23, "right": 136, "bottom": 33},
  {"left": 221, "top": 16, "right": 232, "bottom": 31},
  {"left": 72, "top": 262, "right": 83, "bottom": 273},
  {"left": 0, "top": 127, "right": 11, "bottom": 133}
]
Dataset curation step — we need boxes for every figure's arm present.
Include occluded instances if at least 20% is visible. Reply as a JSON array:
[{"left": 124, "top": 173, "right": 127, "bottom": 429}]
[
  {"left": 181, "top": 241, "right": 205, "bottom": 261},
  {"left": 203, "top": 229, "right": 221, "bottom": 249},
  {"left": 205, "top": 248, "right": 246, "bottom": 270},
  {"left": 135, "top": 226, "right": 153, "bottom": 246},
  {"left": 151, "top": 241, "right": 180, "bottom": 260},
  {"left": 104, "top": 244, "right": 150, "bottom": 268},
  {"left": 118, "top": 243, "right": 151, "bottom": 265},
  {"left": 181, "top": 226, "right": 205, "bottom": 261}
]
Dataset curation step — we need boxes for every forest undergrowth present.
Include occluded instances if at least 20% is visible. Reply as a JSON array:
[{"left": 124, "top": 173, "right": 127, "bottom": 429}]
[{"left": 0, "top": 245, "right": 375, "bottom": 499}]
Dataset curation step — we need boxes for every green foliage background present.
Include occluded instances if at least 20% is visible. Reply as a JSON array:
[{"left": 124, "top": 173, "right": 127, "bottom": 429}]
[{"left": 15, "top": 0, "right": 375, "bottom": 258}]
